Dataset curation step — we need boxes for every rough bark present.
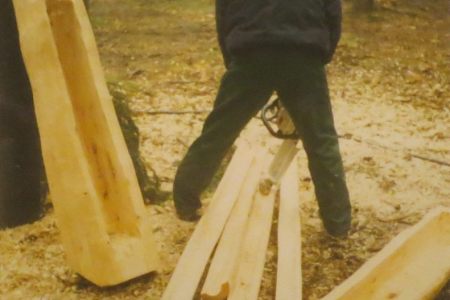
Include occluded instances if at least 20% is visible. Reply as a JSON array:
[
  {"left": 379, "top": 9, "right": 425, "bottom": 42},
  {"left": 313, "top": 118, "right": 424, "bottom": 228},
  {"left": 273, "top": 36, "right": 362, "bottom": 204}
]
[{"left": 108, "top": 83, "right": 169, "bottom": 203}]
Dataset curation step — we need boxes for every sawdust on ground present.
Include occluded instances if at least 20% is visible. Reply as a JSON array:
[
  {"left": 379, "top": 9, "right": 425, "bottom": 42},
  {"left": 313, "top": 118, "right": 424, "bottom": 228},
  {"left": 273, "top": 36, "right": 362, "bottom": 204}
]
[{"left": 1, "top": 0, "right": 449, "bottom": 299}]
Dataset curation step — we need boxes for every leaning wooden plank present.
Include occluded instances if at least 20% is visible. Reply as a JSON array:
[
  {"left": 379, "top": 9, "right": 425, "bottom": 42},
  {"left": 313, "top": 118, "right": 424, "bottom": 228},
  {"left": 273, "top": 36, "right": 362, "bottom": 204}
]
[
  {"left": 322, "top": 208, "right": 450, "bottom": 300},
  {"left": 201, "top": 149, "right": 267, "bottom": 300},
  {"left": 162, "top": 142, "right": 255, "bottom": 300},
  {"left": 228, "top": 186, "right": 277, "bottom": 300},
  {"left": 276, "top": 159, "right": 302, "bottom": 300},
  {"left": 13, "top": 0, "right": 158, "bottom": 286}
]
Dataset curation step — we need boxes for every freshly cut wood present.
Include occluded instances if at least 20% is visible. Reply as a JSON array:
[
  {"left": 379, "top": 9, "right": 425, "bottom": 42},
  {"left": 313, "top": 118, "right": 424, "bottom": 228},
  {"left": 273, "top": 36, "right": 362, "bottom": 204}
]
[
  {"left": 201, "top": 149, "right": 267, "bottom": 300},
  {"left": 162, "top": 142, "right": 255, "bottom": 300},
  {"left": 228, "top": 186, "right": 277, "bottom": 300},
  {"left": 13, "top": 0, "right": 158, "bottom": 286},
  {"left": 276, "top": 160, "right": 302, "bottom": 300},
  {"left": 268, "top": 139, "right": 299, "bottom": 183},
  {"left": 322, "top": 208, "right": 450, "bottom": 300}
]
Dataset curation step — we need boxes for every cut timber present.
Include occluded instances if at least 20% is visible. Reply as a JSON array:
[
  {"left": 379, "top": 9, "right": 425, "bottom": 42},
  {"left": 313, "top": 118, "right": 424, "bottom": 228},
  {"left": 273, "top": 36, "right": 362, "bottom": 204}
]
[
  {"left": 276, "top": 160, "right": 302, "bottom": 300},
  {"left": 322, "top": 208, "right": 450, "bottom": 300},
  {"left": 268, "top": 139, "right": 299, "bottom": 183},
  {"left": 201, "top": 149, "right": 267, "bottom": 300},
  {"left": 162, "top": 141, "right": 255, "bottom": 300},
  {"left": 13, "top": 0, "right": 158, "bottom": 286},
  {"left": 228, "top": 187, "right": 277, "bottom": 300}
]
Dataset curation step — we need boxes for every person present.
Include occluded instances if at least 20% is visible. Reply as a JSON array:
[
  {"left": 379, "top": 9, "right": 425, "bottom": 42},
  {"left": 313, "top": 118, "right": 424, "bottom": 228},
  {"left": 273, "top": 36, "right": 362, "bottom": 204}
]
[
  {"left": 173, "top": 0, "right": 351, "bottom": 237},
  {"left": 0, "top": 0, "right": 44, "bottom": 228}
]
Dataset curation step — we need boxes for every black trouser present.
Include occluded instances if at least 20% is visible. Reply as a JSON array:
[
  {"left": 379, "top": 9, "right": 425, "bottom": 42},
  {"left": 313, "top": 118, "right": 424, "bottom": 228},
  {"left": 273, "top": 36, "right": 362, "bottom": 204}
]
[
  {"left": 174, "top": 48, "right": 351, "bottom": 232},
  {"left": 0, "top": 1, "right": 43, "bottom": 228}
]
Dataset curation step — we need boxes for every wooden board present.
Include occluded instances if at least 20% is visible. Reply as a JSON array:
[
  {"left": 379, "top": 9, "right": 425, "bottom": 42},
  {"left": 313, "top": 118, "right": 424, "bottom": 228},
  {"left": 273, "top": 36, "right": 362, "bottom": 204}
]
[
  {"left": 13, "top": 0, "right": 159, "bottom": 286},
  {"left": 228, "top": 185, "right": 277, "bottom": 300},
  {"left": 322, "top": 208, "right": 450, "bottom": 300},
  {"left": 276, "top": 160, "right": 302, "bottom": 300},
  {"left": 268, "top": 139, "right": 299, "bottom": 183},
  {"left": 201, "top": 149, "right": 267, "bottom": 300},
  {"left": 162, "top": 141, "right": 255, "bottom": 300}
]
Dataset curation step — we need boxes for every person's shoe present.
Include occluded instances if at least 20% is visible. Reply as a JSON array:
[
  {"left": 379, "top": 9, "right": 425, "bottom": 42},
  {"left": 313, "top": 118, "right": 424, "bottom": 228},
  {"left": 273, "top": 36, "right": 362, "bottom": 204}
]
[
  {"left": 324, "top": 226, "right": 349, "bottom": 239},
  {"left": 173, "top": 186, "right": 202, "bottom": 222},
  {"left": 176, "top": 207, "right": 202, "bottom": 222},
  {"left": 322, "top": 219, "right": 350, "bottom": 239}
]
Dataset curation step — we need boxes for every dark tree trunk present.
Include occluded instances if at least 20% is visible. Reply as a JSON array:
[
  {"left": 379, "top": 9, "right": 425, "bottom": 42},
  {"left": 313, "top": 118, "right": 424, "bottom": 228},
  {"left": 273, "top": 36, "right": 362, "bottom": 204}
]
[
  {"left": 0, "top": 0, "right": 44, "bottom": 228},
  {"left": 352, "top": 0, "right": 375, "bottom": 12}
]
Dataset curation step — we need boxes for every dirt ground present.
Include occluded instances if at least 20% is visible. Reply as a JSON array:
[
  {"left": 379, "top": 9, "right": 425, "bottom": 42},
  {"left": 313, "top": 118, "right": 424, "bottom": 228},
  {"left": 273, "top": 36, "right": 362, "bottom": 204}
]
[{"left": 1, "top": 0, "right": 449, "bottom": 299}]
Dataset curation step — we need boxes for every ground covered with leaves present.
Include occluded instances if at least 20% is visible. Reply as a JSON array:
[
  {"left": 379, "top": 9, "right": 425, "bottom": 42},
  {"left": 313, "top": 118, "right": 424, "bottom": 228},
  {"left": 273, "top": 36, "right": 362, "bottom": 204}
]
[{"left": 1, "top": 0, "right": 449, "bottom": 299}]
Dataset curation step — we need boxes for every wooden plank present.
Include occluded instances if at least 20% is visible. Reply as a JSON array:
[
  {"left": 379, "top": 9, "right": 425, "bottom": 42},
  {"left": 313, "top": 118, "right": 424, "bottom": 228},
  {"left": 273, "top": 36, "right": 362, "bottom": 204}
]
[
  {"left": 276, "top": 160, "right": 302, "bottom": 300},
  {"left": 201, "top": 149, "right": 267, "bottom": 300},
  {"left": 162, "top": 142, "right": 255, "bottom": 300},
  {"left": 268, "top": 140, "right": 299, "bottom": 183},
  {"left": 13, "top": 0, "right": 158, "bottom": 286},
  {"left": 322, "top": 208, "right": 450, "bottom": 300},
  {"left": 228, "top": 185, "right": 277, "bottom": 300}
]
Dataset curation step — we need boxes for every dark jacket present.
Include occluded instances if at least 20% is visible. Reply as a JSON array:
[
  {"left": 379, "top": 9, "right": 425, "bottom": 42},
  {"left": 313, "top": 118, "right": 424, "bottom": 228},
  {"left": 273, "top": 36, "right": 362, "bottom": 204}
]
[{"left": 216, "top": 0, "right": 342, "bottom": 66}]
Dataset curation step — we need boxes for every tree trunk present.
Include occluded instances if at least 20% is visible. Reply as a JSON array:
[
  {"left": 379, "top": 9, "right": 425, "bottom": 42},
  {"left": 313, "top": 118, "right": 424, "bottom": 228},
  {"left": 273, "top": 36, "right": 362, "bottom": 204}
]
[{"left": 0, "top": 0, "right": 44, "bottom": 228}]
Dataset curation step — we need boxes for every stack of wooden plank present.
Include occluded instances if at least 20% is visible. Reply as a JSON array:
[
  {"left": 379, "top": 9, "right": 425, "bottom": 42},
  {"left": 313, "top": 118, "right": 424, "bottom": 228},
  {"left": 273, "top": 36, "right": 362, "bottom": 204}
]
[
  {"left": 13, "top": 0, "right": 159, "bottom": 286},
  {"left": 162, "top": 137, "right": 450, "bottom": 299},
  {"left": 162, "top": 139, "right": 302, "bottom": 300}
]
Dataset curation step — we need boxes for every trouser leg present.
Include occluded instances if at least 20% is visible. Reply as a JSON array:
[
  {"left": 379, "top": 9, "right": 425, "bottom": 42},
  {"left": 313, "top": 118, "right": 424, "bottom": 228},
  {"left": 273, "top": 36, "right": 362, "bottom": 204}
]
[
  {"left": 277, "top": 57, "right": 351, "bottom": 235},
  {"left": 173, "top": 61, "right": 273, "bottom": 212}
]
